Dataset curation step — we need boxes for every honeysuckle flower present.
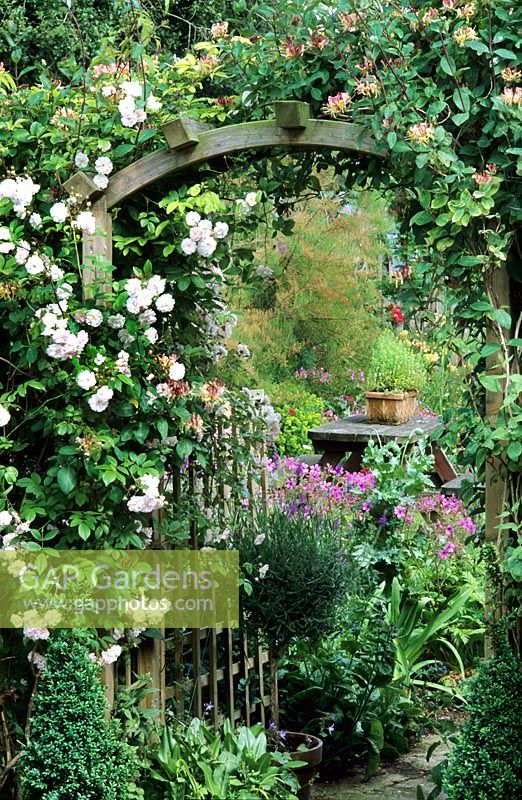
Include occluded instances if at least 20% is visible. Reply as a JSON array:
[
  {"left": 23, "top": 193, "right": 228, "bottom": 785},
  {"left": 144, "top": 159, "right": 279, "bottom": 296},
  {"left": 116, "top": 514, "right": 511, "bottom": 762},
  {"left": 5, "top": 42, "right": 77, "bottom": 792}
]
[
  {"left": 500, "top": 87, "right": 522, "bottom": 106},
  {"left": 185, "top": 211, "right": 201, "bottom": 227},
  {"left": 73, "top": 211, "right": 96, "bottom": 235},
  {"left": 74, "top": 152, "right": 89, "bottom": 168},
  {"left": 155, "top": 293, "right": 175, "bottom": 312},
  {"left": 88, "top": 385, "right": 114, "bottom": 412},
  {"left": 213, "top": 221, "right": 229, "bottom": 239},
  {"left": 339, "top": 12, "right": 359, "bottom": 31},
  {"left": 49, "top": 202, "right": 68, "bottom": 224},
  {"left": 93, "top": 174, "right": 109, "bottom": 190},
  {"left": 211, "top": 21, "right": 229, "bottom": 38},
  {"left": 76, "top": 370, "right": 97, "bottom": 390},
  {"left": 94, "top": 156, "right": 113, "bottom": 175},
  {"left": 0, "top": 405, "right": 11, "bottom": 427},
  {"left": 501, "top": 67, "right": 522, "bottom": 83},
  {"left": 407, "top": 122, "right": 436, "bottom": 144},
  {"left": 323, "top": 92, "right": 352, "bottom": 118},
  {"left": 107, "top": 313, "right": 125, "bottom": 329},
  {"left": 453, "top": 26, "right": 479, "bottom": 46}
]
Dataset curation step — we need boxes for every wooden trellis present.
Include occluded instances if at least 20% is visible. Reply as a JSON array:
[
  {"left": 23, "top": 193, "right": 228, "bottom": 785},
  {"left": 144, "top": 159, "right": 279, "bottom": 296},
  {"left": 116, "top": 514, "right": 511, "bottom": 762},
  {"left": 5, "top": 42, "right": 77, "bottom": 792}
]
[{"left": 65, "top": 100, "right": 508, "bottom": 711}]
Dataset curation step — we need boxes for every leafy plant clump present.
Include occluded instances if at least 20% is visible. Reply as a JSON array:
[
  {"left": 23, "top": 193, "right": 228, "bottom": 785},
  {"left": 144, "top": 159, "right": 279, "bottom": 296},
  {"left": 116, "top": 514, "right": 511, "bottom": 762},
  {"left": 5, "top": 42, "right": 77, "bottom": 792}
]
[
  {"left": 443, "top": 635, "right": 522, "bottom": 800},
  {"left": 146, "top": 717, "right": 299, "bottom": 800},
  {"left": 20, "top": 631, "right": 138, "bottom": 800},
  {"left": 367, "top": 332, "right": 428, "bottom": 394}
]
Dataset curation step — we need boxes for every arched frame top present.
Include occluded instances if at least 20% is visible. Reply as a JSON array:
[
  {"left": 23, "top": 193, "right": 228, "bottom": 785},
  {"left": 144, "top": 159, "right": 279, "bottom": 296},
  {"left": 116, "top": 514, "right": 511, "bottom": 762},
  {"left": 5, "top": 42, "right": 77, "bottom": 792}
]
[{"left": 65, "top": 102, "right": 386, "bottom": 297}]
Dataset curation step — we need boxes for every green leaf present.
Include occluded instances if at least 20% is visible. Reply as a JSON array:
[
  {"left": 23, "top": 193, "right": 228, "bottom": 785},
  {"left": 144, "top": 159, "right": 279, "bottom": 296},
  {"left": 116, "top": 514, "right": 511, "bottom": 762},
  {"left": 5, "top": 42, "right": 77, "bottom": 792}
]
[
  {"left": 56, "top": 465, "right": 77, "bottom": 494},
  {"left": 441, "top": 55, "right": 456, "bottom": 76},
  {"left": 156, "top": 419, "right": 169, "bottom": 439},
  {"left": 478, "top": 375, "right": 502, "bottom": 393},
  {"left": 507, "top": 442, "right": 522, "bottom": 462},
  {"left": 176, "top": 439, "right": 193, "bottom": 459},
  {"left": 494, "top": 48, "right": 517, "bottom": 60},
  {"left": 492, "top": 308, "right": 511, "bottom": 328},
  {"left": 480, "top": 343, "right": 501, "bottom": 357},
  {"left": 386, "top": 131, "right": 397, "bottom": 149}
]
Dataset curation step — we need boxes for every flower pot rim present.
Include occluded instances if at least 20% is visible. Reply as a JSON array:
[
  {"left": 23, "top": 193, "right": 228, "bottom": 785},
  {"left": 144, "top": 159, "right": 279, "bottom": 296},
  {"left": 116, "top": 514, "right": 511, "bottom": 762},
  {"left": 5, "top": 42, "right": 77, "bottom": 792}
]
[
  {"left": 365, "top": 389, "right": 418, "bottom": 399},
  {"left": 286, "top": 731, "right": 323, "bottom": 758}
]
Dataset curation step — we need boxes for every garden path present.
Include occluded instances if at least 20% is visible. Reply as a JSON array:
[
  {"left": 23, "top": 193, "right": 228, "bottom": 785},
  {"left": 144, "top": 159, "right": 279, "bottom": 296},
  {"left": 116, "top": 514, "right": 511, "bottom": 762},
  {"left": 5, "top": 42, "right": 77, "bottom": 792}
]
[{"left": 311, "top": 735, "right": 447, "bottom": 799}]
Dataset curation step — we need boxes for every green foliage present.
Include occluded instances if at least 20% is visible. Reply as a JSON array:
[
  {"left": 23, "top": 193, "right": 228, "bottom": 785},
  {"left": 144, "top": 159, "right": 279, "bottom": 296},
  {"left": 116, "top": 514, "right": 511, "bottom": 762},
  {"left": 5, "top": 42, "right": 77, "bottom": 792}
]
[
  {"left": 272, "top": 385, "right": 324, "bottom": 455},
  {"left": 367, "top": 332, "right": 428, "bottom": 393},
  {"left": 20, "top": 631, "right": 138, "bottom": 800},
  {"left": 443, "top": 636, "right": 522, "bottom": 800},
  {"left": 145, "top": 717, "right": 299, "bottom": 800},
  {"left": 235, "top": 508, "right": 352, "bottom": 655},
  {"left": 279, "top": 595, "right": 416, "bottom": 778}
]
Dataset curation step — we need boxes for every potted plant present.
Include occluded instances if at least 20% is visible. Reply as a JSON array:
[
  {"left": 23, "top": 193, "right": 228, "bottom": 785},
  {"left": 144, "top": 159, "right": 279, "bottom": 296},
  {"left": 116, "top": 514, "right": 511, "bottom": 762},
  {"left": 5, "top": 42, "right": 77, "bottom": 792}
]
[
  {"left": 365, "top": 331, "right": 427, "bottom": 424},
  {"left": 233, "top": 507, "right": 353, "bottom": 798}
]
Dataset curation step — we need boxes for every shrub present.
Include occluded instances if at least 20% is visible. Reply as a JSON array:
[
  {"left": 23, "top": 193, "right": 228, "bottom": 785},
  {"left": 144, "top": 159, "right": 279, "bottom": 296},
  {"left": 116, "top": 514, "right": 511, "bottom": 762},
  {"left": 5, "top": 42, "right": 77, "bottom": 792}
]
[
  {"left": 367, "top": 332, "right": 427, "bottom": 393},
  {"left": 272, "top": 386, "right": 325, "bottom": 455},
  {"left": 234, "top": 507, "right": 353, "bottom": 724},
  {"left": 20, "top": 631, "right": 138, "bottom": 800},
  {"left": 443, "top": 635, "right": 522, "bottom": 800}
]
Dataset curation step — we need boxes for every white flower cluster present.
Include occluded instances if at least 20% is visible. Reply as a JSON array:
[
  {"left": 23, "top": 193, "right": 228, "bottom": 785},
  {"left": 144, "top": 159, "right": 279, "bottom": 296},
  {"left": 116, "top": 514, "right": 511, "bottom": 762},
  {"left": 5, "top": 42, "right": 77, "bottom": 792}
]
[
  {"left": 243, "top": 388, "right": 281, "bottom": 439},
  {"left": 0, "top": 509, "right": 30, "bottom": 549},
  {"left": 127, "top": 473, "right": 166, "bottom": 513},
  {"left": 0, "top": 226, "right": 14, "bottom": 254},
  {"left": 201, "top": 306, "right": 238, "bottom": 362},
  {"left": 36, "top": 300, "right": 89, "bottom": 361},
  {"left": 23, "top": 627, "right": 50, "bottom": 641},
  {"left": 49, "top": 201, "right": 96, "bottom": 235},
  {"left": 28, "top": 651, "right": 47, "bottom": 672},
  {"left": 118, "top": 81, "right": 148, "bottom": 128},
  {"left": 89, "top": 643, "right": 122, "bottom": 666},
  {"left": 180, "top": 212, "right": 229, "bottom": 257},
  {"left": 88, "top": 385, "right": 114, "bottom": 413},
  {"left": 0, "top": 175, "right": 40, "bottom": 218},
  {"left": 0, "top": 403, "right": 11, "bottom": 427},
  {"left": 255, "top": 264, "right": 274, "bottom": 279},
  {"left": 236, "top": 191, "right": 258, "bottom": 215},
  {"left": 92, "top": 155, "right": 114, "bottom": 190}
]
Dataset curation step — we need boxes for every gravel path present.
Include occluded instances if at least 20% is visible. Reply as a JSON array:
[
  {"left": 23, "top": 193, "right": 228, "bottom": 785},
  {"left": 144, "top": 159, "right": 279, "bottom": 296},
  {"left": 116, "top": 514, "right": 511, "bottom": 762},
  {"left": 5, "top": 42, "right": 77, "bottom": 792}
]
[{"left": 311, "top": 736, "right": 447, "bottom": 800}]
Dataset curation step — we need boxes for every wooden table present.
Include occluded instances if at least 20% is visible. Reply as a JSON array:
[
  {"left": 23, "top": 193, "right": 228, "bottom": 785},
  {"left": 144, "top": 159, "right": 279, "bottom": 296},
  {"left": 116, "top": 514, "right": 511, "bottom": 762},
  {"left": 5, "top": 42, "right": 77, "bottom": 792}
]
[{"left": 307, "top": 414, "right": 458, "bottom": 486}]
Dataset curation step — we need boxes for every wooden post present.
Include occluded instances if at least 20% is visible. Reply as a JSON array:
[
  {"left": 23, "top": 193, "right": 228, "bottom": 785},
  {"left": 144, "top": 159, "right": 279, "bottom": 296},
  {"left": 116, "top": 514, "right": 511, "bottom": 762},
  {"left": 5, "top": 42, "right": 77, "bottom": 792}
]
[
  {"left": 485, "top": 265, "right": 511, "bottom": 655},
  {"left": 81, "top": 197, "right": 112, "bottom": 300},
  {"left": 136, "top": 636, "right": 166, "bottom": 723},
  {"left": 274, "top": 101, "right": 311, "bottom": 129}
]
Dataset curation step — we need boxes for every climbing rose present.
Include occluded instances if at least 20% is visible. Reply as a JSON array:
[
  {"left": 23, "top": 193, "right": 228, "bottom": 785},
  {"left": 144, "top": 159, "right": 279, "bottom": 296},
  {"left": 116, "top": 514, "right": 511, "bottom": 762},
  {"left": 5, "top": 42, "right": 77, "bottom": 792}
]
[
  {"left": 155, "top": 293, "right": 175, "bottom": 313},
  {"left": 88, "top": 385, "right": 113, "bottom": 412},
  {"left": 49, "top": 202, "right": 68, "bottom": 224},
  {"left": 76, "top": 370, "right": 97, "bottom": 390},
  {"left": 0, "top": 404, "right": 10, "bottom": 427}
]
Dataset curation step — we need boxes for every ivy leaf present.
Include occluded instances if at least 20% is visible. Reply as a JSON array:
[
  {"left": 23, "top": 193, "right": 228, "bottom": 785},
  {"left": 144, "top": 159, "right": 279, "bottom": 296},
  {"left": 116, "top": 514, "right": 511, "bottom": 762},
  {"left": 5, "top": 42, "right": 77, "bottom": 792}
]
[{"left": 56, "top": 465, "right": 77, "bottom": 494}]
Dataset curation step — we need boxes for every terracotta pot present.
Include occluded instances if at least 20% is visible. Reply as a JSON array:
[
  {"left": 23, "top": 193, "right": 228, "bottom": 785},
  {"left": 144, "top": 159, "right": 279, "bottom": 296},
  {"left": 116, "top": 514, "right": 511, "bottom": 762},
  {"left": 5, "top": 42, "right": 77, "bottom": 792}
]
[
  {"left": 286, "top": 732, "right": 323, "bottom": 800},
  {"left": 365, "top": 390, "right": 418, "bottom": 425}
]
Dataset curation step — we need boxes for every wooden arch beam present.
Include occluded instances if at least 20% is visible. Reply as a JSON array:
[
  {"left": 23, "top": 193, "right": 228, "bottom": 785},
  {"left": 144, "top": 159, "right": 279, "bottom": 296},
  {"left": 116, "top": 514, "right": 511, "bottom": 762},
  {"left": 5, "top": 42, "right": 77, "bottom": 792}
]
[{"left": 64, "top": 102, "right": 385, "bottom": 297}]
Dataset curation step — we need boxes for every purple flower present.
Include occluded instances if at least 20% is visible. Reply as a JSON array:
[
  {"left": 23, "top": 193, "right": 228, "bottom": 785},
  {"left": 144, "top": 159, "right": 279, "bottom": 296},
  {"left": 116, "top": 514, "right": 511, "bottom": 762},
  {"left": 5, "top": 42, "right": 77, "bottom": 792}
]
[
  {"left": 361, "top": 501, "right": 371, "bottom": 512},
  {"left": 378, "top": 515, "right": 387, "bottom": 526},
  {"left": 276, "top": 241, "right": 288, "bottom": 254},
  {"left": 204, "top": 701, "right": 214, "bottom": 712},
  {"left": 278, "top": 729, "right": 287, "bottom": 741}
]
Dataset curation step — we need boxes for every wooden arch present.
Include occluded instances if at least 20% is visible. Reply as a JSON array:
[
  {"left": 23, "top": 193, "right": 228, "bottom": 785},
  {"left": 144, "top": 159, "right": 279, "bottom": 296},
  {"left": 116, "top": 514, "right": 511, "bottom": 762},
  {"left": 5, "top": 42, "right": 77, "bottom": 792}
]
[{"left": 64, "top": 101, "right": 385, "bottom": 298}]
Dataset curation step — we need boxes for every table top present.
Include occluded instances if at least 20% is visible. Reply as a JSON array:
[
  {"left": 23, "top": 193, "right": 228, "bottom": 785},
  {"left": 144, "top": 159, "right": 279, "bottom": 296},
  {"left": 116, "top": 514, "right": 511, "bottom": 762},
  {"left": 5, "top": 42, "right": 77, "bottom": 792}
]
[{"left": 308, "top": 414, "right": 442, "bottom": 445}]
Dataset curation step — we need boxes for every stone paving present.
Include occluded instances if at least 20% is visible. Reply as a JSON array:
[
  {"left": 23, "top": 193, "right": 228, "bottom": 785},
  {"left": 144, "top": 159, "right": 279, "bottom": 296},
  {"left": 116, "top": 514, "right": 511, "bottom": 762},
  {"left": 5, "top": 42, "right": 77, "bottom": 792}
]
[{"left": 311, "top": 736, "right": 447, "bottom": 800}]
